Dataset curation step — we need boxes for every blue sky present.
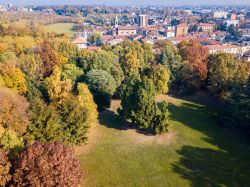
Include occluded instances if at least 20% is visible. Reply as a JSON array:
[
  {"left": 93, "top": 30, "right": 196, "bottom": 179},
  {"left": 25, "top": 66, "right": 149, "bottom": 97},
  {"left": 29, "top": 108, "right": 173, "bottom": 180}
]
[{"left": 0, "top": 0, "right": 249, "bottom": 6}]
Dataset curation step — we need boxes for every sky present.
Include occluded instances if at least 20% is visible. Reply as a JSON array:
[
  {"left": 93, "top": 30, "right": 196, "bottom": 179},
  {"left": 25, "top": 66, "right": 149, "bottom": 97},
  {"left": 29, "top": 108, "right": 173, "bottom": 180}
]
[{"left": 0, "top": 0, "right": 249, "bottom": 6}]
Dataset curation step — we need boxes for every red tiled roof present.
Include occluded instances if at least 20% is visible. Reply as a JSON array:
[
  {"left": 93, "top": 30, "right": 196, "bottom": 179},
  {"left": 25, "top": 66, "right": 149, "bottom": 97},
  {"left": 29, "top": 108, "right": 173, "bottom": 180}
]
[{"left": 72, "top": 36, "right": 87, "bottom": 44}]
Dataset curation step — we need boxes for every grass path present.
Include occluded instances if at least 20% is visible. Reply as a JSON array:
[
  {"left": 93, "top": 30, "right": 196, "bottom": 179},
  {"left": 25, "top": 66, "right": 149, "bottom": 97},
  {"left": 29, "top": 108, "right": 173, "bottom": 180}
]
[
  {"left": 76, "top": 93, "right": 250, "bottom": 187},
  {"left": 45, "top": 23, "right": 76, "bottom": 37}
]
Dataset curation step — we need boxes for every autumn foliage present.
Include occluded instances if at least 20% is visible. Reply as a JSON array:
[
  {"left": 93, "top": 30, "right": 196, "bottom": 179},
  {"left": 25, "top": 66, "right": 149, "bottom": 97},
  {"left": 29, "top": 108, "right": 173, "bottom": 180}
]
[
  {"left": 0, "top": 149, "right": 11, "bottom": 186},
  {"left": 13, "top": 141, "right": 82, "bottom": 187}
]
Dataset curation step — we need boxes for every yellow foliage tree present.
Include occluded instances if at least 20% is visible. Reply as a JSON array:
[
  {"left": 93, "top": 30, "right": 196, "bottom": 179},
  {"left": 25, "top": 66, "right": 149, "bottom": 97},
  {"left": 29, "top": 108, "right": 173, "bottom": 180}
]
[
  {"left": 44, "top": 66, "right": 72, "bottom": 100},
  {"left": 151, "top": 64, "right": 170, "bottom": 94},
  {"left": 77, "top": 83, "right": 98, "bottom": 125},
  {"left": 0, "top": 62, "right": 27, "bottom": 94}
]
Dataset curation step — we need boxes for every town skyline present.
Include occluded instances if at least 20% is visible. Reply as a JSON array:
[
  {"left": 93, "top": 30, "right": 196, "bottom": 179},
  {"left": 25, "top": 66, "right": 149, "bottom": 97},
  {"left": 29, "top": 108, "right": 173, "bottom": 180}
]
[{"left": 1, "top": 0, "right": 250, "bottom": 6}]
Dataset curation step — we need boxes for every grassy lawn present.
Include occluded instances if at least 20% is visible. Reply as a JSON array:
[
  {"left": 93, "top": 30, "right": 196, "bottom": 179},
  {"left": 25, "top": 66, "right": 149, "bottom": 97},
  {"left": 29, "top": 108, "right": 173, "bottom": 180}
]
[
  {"left": 45, "top": 23, "right": 76, "bottom": 37},
  {"left": 76, "top": 93, "right": 250, "bottom": 187}
]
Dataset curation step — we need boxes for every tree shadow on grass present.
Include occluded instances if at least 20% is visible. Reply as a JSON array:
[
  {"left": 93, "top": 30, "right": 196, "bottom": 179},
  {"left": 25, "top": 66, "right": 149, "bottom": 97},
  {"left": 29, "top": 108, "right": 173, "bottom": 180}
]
[
  {"left": 99, "top": 109, "right": 157, "bottom": 136},
  {"left": 172, "top": 145, "right": 250, "bottom": 187},
  {"left": 169, "top": 99, "right": 250, "bottom": 187},
  {"left": 98, "top": 109, "right": 130, "bottom": 131}
]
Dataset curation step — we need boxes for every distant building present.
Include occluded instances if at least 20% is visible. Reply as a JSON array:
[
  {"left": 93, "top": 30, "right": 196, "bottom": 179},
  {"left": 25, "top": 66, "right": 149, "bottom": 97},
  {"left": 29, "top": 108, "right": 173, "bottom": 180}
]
[
  {"left": 246, "top": 12, "right": 250, "bottom": 21},
  {"left": 165, "top": 26, "right": 175, "bottom": 38},
  {"left": 223, "top": 19, "right": 239, "bottom": 27},
  {"left": 213, "top": 11, "right": 228, "bottom": 19},
  {"left": 229, "top": 13, "right": 237, "bottom": 20},
  {"left": 148, "top": 17, "right": 154, "bottom": 25},
  {"left": 139, "top": 14, "right": 148, "bottom": 28},
  {"left": 176, "top": 23, "right": 188, "bottom": 37},
  {"left": 72, "top": 36, "right": 88, "bottom": 50},
  {"left": 117, "top": 26, "right": 137, "bottom": 36},
  {"left": 205, "top": 45, "right": 238, "bottom": 54},
  {"left": 197, "top": 23, "right": 214, "bottom": 32}
]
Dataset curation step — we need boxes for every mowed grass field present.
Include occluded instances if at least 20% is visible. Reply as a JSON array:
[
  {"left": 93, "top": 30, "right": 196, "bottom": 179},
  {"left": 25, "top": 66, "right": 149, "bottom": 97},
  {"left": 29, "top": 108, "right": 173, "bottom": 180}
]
[
  {"left": 45, "top": 23, "right": 76, "bottom": 37},
  {"left": 76, "top": 93, "right": 250, "bottom": 187}
]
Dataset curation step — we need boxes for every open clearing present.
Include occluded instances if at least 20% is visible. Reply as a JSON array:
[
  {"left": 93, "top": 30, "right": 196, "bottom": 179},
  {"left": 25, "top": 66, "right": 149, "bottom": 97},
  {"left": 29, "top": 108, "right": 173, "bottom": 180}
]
[
  {"left": 45, "top": 23, "right": 76, "bottom": 37},
  {"left": 76, "top": 93, "right": 250, "bottom": 187}
]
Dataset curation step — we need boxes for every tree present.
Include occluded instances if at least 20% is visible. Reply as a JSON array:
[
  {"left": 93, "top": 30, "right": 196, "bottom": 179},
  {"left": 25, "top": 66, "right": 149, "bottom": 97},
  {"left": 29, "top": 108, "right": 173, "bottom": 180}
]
[
  {"left": 119, "top": 77, "right": 156, "bottom": 129},
  {"left": 227, "top": 77, "right": 250, "bottom": 127},
  {"left": 61, "top": 63, "right": 84, "bottom": 87},
  {"left": 84, "top": 69, "right": 117, "bottom": 109},
  {"left": 158, "top": 41, "right": 182, "bottom": 82},
  {"left": 0, "top": 61, "right": 27, "bottom": 94},
  {"left": 150, "top": 64, "right": 170, "bottom": 94},
  {"left": 44, "top": 66, "right": 72, "bottom": 101},
  {"left": 0, "top": 129, "right": 24, "bottom": 158},
  {"left": 115, "top": 40, "right": 154, "bottom": 78},
  {"left": 208, "top": 53, "right": 249, "bottom": 99},
  {"left": 75, "top": 50, "right": 124, "bottom": 88},
  {"left": 39, "top": 41, "right": 60, "bottom": 77},
  {"left": 77, "top": 83, "right": 98, "bottom": 125},
  {"left": 122, "top": 50, "right": 140, "bottom": 77},
  {"left": 0, "top": 87, "right": 30, "bottom": 135},
  {"left": 178, "top": 40, "right": 209, "bottom": 92},
  {"left": 27, "top": 99, "right": 64, "bottom": 144},
  {"left": 153, "top": 101, "right": 169, "bottom": 134},
  {"left": 13, "top": 141, "right": 82, "bottom": 187},
  {"left": 0, "top": 149, "right": 11, "bottom": 186},
  {"left": 53, "top": 92, "right": 93, "bottom": 145},
  {"left": 119, "top": 77, "right": 169, "bottom": 134}
]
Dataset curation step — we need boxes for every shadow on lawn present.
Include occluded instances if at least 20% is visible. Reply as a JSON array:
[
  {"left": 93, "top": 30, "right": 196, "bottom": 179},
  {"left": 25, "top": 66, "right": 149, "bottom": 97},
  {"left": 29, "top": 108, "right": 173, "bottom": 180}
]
[
  {"left": 169, "top": 100, "right": 250, "bottom": 187},
  {"left": 99, "top": 109, "right": 157, "bottom": 136},
  {"left": 99, "top": 109, "right": 130, "bottom": 131}
]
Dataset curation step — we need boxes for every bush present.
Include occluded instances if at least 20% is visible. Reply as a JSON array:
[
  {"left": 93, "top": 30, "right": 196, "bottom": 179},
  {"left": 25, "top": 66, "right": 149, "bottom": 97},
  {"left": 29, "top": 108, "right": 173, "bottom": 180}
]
[{"left": 13, "top": 141, "right": 82, "bottom": 187}]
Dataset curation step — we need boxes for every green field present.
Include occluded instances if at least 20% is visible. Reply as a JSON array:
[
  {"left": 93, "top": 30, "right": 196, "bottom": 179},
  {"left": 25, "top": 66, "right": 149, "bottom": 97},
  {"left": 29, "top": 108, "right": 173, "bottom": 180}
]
[
  {"left": 45, "top": 23, "right": 76, "bottom": 37},
  {"left": 76, "top": 93, "right": 250, "bottom": 187}
]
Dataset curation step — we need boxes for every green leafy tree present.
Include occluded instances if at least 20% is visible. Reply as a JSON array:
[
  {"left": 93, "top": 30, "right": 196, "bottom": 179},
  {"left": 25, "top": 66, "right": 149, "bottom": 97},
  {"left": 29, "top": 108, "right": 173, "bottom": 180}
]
[
  {"left": 153, "top": 101, "right": 169, "bottom": 134},
  {"left": 84, "top": 69, "right": 117, "bottom": 109},
  {"left": 27, "top": 98, "right": 64, "bottom": 144},
  {"left": 61, "top": 63, "right": 84, "bottom": 86},
  {"left": 119, "top": 78, "right": 155, "bottom": 127},
  {"left": 76, "top": 50, "right": 124, "bottom": 88},
  {"left": 53, "top": 93, "right": 93, "bottom": 145},
  {"left": 158, "top": 41, "right": 182, "bottom": 82},
  {"left": 119, "top": 77, "right": 169, "bottom": 134}
]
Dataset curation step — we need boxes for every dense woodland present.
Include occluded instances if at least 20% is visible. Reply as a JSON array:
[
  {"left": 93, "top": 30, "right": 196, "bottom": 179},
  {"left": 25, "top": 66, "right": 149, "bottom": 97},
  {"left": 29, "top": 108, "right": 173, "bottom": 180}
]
[{"left": 0, "top": 14, "right": 249, "bottom": 186}]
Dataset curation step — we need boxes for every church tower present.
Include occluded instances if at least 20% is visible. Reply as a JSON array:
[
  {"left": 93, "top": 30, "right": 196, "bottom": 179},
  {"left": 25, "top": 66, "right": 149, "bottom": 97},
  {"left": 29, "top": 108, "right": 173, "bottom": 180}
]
[{"left": 115, "top": 15, "right": 119, "bottom": 28}]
